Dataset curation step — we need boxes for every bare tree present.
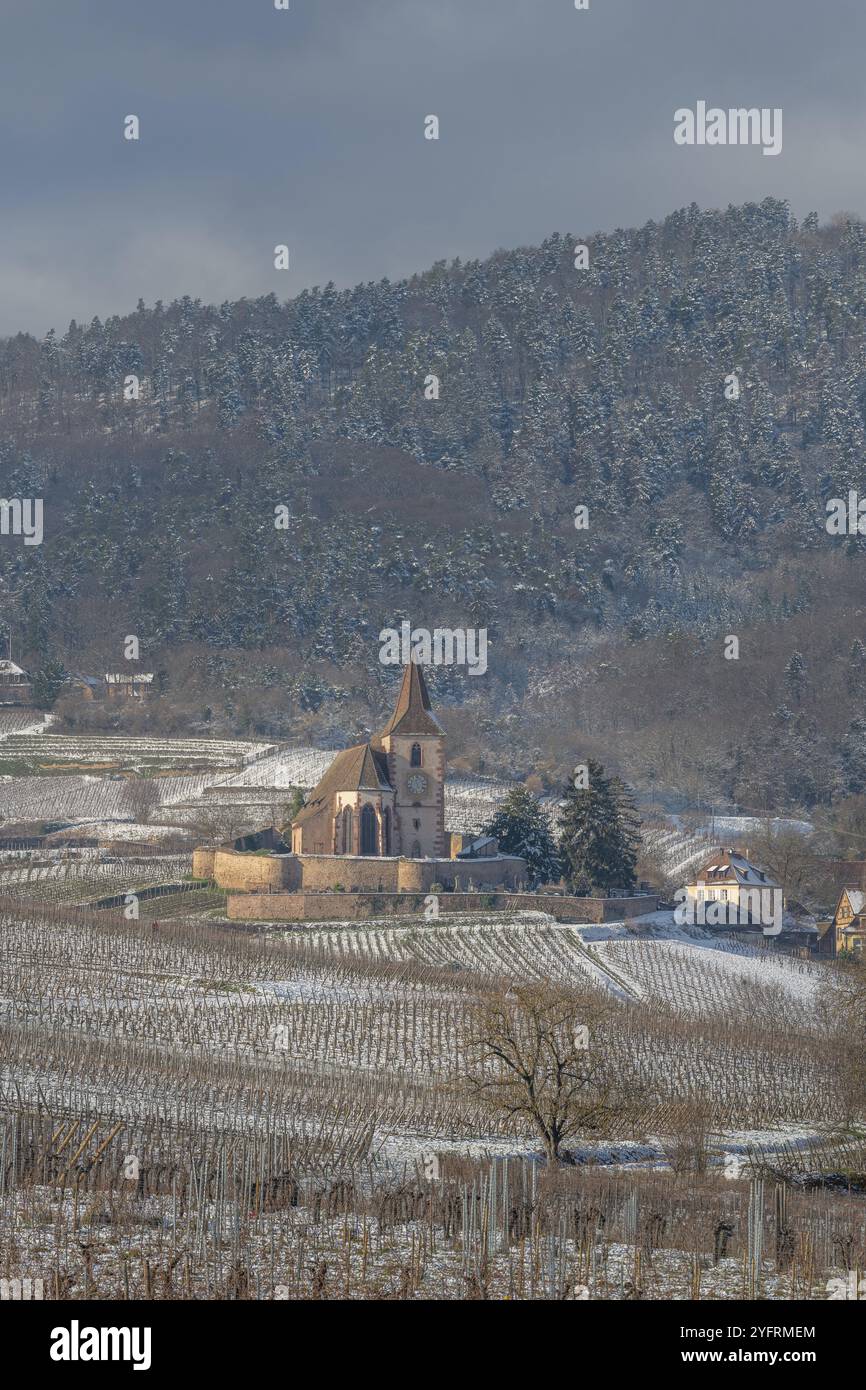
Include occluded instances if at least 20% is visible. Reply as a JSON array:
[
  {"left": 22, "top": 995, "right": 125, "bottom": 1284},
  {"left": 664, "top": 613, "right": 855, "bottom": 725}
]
[
  {"left": 190, "top": 806, "right": 259, "bottom": 846},
  {"left": 461, "top": 982, "right": 641, "bottom": 1164}
]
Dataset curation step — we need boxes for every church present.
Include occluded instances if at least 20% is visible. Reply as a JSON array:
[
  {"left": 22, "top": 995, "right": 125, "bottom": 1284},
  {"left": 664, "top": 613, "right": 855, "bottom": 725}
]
[
  {"left": 194, "top": 661, "right": 528, "bottom": 905},
  {"left": 291, "top": 661, "right": 446, "bottom": 859}
]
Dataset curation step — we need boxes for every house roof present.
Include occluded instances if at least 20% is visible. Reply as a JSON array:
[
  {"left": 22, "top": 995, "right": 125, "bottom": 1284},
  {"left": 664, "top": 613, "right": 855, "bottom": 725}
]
[
  {"left": 694, "top": 848, "right": 777, "bottom": 888},
  {"left": 105, "top": 672, "right": 154, "bottom": 684},
  {"left": 376, "top": 661, "right": 444, "bottom": 738},
  {"left": 293, "top": 743, "right": 393, "bottom": 826},
  {"left": 839, "top": 888, "right": 866, "bottom": 916},
  {"left": 0, "top": 660, "right": 28, "bottom": 678}
]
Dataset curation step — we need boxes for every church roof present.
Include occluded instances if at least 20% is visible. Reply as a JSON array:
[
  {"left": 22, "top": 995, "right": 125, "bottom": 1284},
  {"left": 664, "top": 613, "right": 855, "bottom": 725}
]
[
  {"left": 377, "top": 661, "right": 444, "bottom": 738},
  {"left": 293, "top": 742, "right": 393, "bottom": 825}
]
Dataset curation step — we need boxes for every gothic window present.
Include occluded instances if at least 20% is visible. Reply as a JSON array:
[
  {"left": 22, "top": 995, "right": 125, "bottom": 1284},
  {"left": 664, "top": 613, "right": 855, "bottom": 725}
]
[
  {"left": 410, "top": 840, "right": 421, "bottom": 859},
  {"left": 381, "top": 807, "right": 392, "bottom": 856},
  {"left": 410, "top": 743, "right": 422, "bottom": 767},
  {"left": 341, "top": 806, "right": 353, "bottom": 855},
  {"left": 360, "top": 804, "right": 378, "bottom": 856}
]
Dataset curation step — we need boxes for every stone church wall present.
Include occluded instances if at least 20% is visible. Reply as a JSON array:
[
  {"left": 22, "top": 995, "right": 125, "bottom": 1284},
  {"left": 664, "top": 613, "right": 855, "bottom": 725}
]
[
  {"left": 192, "top": 848, "right": 216, "bottom": 879},
  {"left": 199, "top": 848, "right": 527, "bottom": 894},
  {"left": 202, "top": 849, "right": 299, "bottom": 891}
]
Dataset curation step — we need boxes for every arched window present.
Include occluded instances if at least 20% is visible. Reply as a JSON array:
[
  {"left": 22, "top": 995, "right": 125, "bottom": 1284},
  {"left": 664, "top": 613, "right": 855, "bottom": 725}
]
[
  {"left": 410, "top": 743, "right": 422, "bottom": 767},
  {"left": 341, "top": 806, "right": 353, "bottom": 855},
  {"left": 381, "top": 807, "right": 392, "bottom": 856},
  {"left": 410, "top": 839, "right": 421, "bottom": 859},
  {"left": 360, "top": 804, "right": 378, "bottom": 856}
]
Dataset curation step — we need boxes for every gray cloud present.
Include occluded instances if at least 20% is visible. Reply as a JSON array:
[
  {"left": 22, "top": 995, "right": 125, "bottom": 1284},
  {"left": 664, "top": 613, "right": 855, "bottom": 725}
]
[{"left": 1, "top": 0, "right": 862, "bottom": 335}]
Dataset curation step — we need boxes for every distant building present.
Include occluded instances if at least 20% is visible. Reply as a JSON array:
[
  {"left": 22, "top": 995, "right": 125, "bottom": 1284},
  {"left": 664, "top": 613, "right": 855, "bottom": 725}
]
[
  {"left": 683, "top": 848, "right": 783, "bottom": 925},
  {"left": 822, "top": 888, "right": 866, "bottom": 958},
  {"left": 64, "top": 674, "right": 99, "bottom": 701},
  {"left": 104, "top": 672, "right": 154, "bottom": 701},
  {"left": 0, "top": 659, "right": 32, "bottom": 705}
]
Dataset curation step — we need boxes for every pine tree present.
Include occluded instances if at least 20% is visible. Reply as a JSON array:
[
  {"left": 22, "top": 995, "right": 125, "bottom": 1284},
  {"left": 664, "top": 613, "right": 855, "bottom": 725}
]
[
  {"left": 482, "top": 786, "right": 560, "bottom": 886},
  {"left": 838, "top": 719, "right": 866, "bottom": 796},
  {"left": 31, "top": 660, "right": 67, "bottom": 710},
  {"left": 784, "top": 651, "right": 808, "bottom": 706},
  {"left": 558, "top": 759, "right": 640, "bottom": 893}
]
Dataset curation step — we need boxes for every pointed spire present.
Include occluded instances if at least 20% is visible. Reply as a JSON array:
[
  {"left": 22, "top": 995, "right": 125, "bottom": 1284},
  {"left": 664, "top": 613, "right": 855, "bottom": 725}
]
[{"left": 378, "top": 662, "right": 444, "bottom": 737}]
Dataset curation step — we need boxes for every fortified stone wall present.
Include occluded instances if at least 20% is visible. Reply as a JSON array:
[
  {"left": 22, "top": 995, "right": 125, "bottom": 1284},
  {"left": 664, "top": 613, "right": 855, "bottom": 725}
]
[
  {"left": 227, "top": 891, "right": 516, "bottom": 923},
  {"left": 200, "top": 848, "right": 527, "bottom": 893},
  {"left": 191, "top": 848, "right": 216, "bottom": 879},
  {"left": 295, "top": 855, "right": 400, "bottom": 891},
  {"left": 204, "top": 849, "right": 299, "bottom": 892},
  {"left": 226, "top": 889, "right": 659, "bottom": 923}
]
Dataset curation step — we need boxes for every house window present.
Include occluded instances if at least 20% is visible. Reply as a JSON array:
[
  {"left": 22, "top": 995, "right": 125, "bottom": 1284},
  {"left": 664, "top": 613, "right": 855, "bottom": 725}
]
[{"left": 411, "top": 743, "right": 422, "bottom": 767}]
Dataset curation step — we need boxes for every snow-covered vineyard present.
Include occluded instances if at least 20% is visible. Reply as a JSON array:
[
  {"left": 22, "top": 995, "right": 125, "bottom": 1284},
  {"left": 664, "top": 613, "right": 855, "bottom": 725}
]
[
  {"left": 0, "top": 894, "right": 864, "bottom": 1300},
  {"left": 0, "top": 725, "right": 862, "bottom": 1301},
  {"left": 0, "top": 727, "right": 807, "bottom": 859},
  {"left": 0, "top": 730, "right": 515, "bottom": 837},
  {"left": 0, "top": 773, "right": 218, "bottom": 823},
  {"left": 0, "top": 733, "right": 269, "bottom": 768}
]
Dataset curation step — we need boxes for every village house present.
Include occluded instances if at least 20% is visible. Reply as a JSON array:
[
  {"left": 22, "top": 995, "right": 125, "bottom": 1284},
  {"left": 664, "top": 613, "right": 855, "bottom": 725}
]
[
  {"left": 0, "top": 659, "right": 33, "bottom": 705},
  {"left": 104, "top": 672, "right": 154, "bottom": 701},
  {"left": 682, "top": 848, "right": 783, "bottom": 926},
  {"left": 816, "top": 887, "right": 866, "bottom": 958},
  {"left": 64, "top": 674, "right": 100, "bottom": 701}
]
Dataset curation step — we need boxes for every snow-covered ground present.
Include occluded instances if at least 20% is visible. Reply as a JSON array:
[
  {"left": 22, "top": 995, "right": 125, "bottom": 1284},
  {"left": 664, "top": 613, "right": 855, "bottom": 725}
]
[
  {"left": 698, "top": 814, "right": 813, "bottom": 837},
  {"left": 0, "top": 710, "right": 53, "bottom": 740}
]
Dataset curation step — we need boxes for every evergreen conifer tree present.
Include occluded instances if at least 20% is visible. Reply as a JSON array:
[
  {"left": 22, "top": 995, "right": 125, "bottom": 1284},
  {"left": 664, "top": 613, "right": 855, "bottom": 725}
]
[
  {"left": 482, "top": 785, "right": 560, "bottom": 886},
  {"left": 559, "top": 759, "right": 641, "bottom": 893}
]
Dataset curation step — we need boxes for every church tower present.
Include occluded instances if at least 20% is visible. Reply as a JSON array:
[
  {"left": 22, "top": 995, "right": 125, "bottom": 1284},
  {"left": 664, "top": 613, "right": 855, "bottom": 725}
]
[{"left": 374, "top": 663, "right": 445, "bottom": 858}]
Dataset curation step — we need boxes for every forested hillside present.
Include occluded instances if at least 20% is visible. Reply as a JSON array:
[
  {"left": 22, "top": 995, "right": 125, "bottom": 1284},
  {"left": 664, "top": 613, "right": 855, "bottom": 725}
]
[{"left": 2, "top": 197, "right": 866, "bottom": 815}]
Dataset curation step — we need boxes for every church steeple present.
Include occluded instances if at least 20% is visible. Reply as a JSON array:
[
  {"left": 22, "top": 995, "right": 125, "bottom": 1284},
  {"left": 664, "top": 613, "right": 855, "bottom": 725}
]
[
  {"left": 377, "top": 662, "right": 444, "bottom": 738},
  {"left": 374, "top": 663, "right": 446, "bottom": 859}
]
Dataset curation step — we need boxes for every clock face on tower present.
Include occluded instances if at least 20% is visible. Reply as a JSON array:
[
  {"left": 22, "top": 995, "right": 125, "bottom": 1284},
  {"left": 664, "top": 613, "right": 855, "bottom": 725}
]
[{"left": 406, "top": 773, "right": 427, "bottom": 796}]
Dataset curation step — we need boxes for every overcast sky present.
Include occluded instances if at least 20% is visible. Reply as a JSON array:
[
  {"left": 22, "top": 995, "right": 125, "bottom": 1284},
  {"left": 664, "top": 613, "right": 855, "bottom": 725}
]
[{"left": 1, "top": 0, "right": 862, "bottom": 336}]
